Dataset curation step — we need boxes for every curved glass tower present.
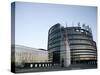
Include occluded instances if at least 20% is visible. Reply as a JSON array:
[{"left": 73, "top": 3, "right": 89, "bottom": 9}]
[
  {"left": 66, "top": 26, "right": 97, "bottom": 65},
  {"left": 48, "top": 23, "right": 61, "bottom": 64},
  {"left": 48, "top": 23, "right": 97, "bottom": 68},
  {"left": 48, "top": 23, "right": 71, "bottom": 67}
]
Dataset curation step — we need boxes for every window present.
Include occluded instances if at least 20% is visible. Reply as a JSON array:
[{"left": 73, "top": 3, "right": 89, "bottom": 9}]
[
  {"left": 80, "top": 30, "right": 84, "bottom": 32},
  {"left": 76, "top": 29, "right": 79, "bottom": 32}
]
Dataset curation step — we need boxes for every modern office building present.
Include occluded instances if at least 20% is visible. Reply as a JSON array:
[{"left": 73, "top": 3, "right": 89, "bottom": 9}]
[
  {"left": 11, "top": 45, "right": 49, "bottom": 67},
  {"left": 48, "top": 23, "right": 71, "bottom": 67},
  {"left": 48, "top": 23, "right": 97, "bottom": 67}
]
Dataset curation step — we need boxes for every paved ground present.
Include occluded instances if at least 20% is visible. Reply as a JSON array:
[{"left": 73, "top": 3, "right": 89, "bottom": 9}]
[
  {"left": 15, "top": 64, "right": 97, "bottom": 73},
  {"left": 15, "top": 67, "right": 70, "bottom": 73}
]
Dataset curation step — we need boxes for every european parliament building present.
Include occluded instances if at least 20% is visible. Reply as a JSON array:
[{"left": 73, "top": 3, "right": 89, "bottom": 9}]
[{"left": 48, "top": 23, "right": 97, "bottom": 68}]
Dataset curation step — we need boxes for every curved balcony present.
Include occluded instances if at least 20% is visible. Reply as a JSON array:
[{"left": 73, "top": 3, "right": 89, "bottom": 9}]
[
  {"left": 70, "top": 45, "right": 96, "bottom": 50},
  {"left": 69, "top": 40, "right": 96, "bottom": 47}
]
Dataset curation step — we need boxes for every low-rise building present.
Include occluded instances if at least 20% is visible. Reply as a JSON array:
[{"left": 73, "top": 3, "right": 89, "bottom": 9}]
[{"left": 11, "top": 45, "right": 48, "bottom": 67}]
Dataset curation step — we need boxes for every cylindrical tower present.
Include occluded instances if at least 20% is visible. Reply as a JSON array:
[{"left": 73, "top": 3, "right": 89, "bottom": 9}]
[
  {"left": 48, "top": 23, "right": 97, "bottom": 68},
  {"left": 48, "top": 23, "right": 61, "bottom": 64},
  {"left": 48, "top": 23, "right": 71, "bottom": 67},
  {"left": 66, "top": 26, "right": 97, "bottom": 66}
]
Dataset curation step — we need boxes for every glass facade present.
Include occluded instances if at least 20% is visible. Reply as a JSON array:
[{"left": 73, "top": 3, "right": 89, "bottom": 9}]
[
  {"left": 48, "top": 23, "right": 71, "bottom": 67},
  {"left": 66, "top": 27, "right": 97, "bottom": 65},
  {"left": 48, "top": 23, "right": 61, "bottom": 64},
  {"left": 48, "top": 24, "right": 97, "bottom": 67},
  {"left": 12, "top": 45, "right": 48, "bottom": 67}
]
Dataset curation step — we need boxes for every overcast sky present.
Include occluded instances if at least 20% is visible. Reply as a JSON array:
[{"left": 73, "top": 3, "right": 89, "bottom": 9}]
[{"left": 14, "top": 2, "right": 97, "bottom": 49}]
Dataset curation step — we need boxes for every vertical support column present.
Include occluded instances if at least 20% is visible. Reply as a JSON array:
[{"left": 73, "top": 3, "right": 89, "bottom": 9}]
[
  {"left": 60, "top": 26, "right": 71, "bottom": 67},
  {"left": 65, "top": 29, "right": 71, "bottom": 67}
]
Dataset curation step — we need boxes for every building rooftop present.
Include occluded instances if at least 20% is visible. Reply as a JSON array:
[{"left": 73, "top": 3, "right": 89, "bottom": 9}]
[{"left": 12, "top": 44, "right": 47, "bottom": 51}]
